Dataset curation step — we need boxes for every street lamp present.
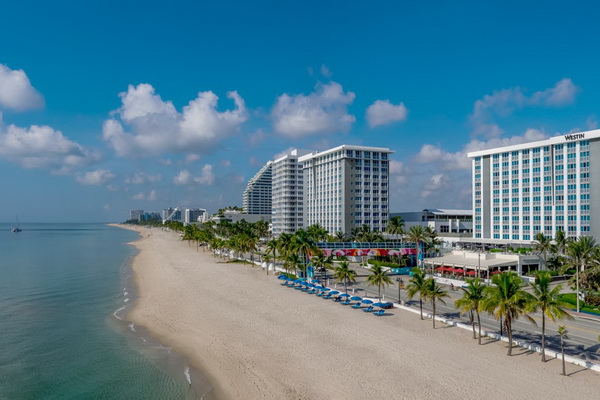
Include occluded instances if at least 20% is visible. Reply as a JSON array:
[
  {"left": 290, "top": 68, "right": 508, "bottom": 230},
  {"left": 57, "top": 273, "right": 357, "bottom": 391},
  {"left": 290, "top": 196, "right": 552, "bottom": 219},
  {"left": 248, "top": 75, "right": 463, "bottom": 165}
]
[{"left": 396, "top": 277, "right": 404, "bottom": 305}]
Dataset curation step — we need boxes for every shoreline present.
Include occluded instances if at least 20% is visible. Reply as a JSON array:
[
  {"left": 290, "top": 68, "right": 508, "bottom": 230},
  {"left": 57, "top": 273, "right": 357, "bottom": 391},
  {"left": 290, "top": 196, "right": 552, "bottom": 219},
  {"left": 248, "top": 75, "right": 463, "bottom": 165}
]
[
  {"left": 114, "top": 224, "right": 600, "bottom": 400},
  {"left": 109, "top": 224, "right": 216, "bottom": 400}
]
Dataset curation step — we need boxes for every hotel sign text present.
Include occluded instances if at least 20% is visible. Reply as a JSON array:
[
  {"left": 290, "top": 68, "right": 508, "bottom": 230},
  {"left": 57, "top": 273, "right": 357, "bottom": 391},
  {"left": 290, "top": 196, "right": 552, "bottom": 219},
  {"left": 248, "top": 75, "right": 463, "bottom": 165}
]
[{"left": 564, "top": 133, "right": 585, "bottom": 141}]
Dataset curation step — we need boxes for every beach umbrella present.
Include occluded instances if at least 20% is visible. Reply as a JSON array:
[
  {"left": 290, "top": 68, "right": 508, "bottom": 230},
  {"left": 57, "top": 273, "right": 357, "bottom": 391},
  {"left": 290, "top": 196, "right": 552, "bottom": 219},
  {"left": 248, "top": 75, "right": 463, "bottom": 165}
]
[
  {"left": 491, "top": 270, "right": 501, "bottom": 275},
  {"left": 466, "top": 270, "right": 477, "bottom": 276},
  {"left": 350, "top": 296, "right": 362, "bottom": 301},
  {"left": 339, "top": 293, "right": 350, "bottom": 298},
  {"left": 361, "top": 299, "right": 373, "bottom": 304},
  {"left": 373, "top": 303, "right": 384, "bottom": 308},
  {"left": 329, "top": 290, "right": 340, "bottom": 295},
  {"left": 321, "top": 287, "right": 331, "bottom": 292},
  {"left": 278, "top": 275, "right": 287, "bottom": 280}
]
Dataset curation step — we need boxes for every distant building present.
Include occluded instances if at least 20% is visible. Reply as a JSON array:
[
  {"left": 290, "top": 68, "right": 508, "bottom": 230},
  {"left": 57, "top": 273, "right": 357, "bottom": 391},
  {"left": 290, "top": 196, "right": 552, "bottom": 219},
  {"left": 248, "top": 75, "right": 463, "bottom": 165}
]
[
  {"left": 243, "top": 161, "right": 273, "bottom": 215},
  {"left": 468, "top": 129, "right": 600, "bottom": 241},
  {"left": 130, "top": 209, "right": 144, "bottom": 222},
  {"left": 390, "top": 209, "right": 473, "bottom": 234},
  {"left": 272, "top": 149, "right": 311, "bottom": 237},
  {"left": 210, "top": 210, "right": 271, "bottom": 224},
  {"left": 299, "top": 145, "right": 393, "bottom": 234},
  {"left": 184, "top": 208, "right": 207, "bottom": 225}
]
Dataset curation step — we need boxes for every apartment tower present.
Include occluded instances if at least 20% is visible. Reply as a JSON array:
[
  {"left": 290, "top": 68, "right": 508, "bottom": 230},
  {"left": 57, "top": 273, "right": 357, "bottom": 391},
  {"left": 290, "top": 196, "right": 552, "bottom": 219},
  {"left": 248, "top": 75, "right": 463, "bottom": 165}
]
[
  {"left": 243, "top": 161, "right": 273, "bottom": 215},
  {"left": 271, "top": 149, "right": 311, "bottom": 236},
  {"left": 299, "top": 145, "right": 393, "bottom": 235}
]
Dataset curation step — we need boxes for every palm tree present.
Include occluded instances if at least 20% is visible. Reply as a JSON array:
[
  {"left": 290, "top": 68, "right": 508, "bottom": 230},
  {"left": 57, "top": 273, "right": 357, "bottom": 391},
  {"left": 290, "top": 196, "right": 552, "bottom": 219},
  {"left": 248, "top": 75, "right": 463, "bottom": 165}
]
[
  {"left": 265, "top": 239, "right": 279, "bottom": 275},
  {"left": 554, "top": 229, "right": 568, "bottom": 258},
  {"left": 455, "top": 278, "right": 486, "bottom": 344},
  {"left": 333, "top": 261, "right": 356, "bottom": 295},
  {"left": 386, "top": 216, "right": 405, "bottom": 241},
  {"left": 534, "top": 233, "right": 552, "bottom": 271},
  {"left": 566, "top": 236, "right": 597, "bottom": 312},
  {"left": 483, "top": 272, "right": 535, "bottom": 356},
  {"left": 558, "top": 325, "right": 568, "bottom": 375},
  {"left": 529, "top": 271, "right": 573, "bottom": 361},
  {"left": 423, "top": 278, "right": 449, "bottom": 328},
  {"left": 311, "top": 252, "right": 332, "bottom": 282},
  {"left": 406, "top": 268, "right": 428, "bottom": 320},
  {"left": 291, "top": 229, "right": 318, "bottom": 278},
  {"left": 406, "top": 225, "right": 428, "bottom": 269},
  {"left": 366, "top": 264, "right": 393, "bottom": 302}
]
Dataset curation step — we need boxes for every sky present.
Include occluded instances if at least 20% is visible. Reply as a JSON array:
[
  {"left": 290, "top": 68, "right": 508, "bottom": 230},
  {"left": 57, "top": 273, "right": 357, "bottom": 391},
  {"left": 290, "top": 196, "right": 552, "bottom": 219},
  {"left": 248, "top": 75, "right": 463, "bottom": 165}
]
[{"left": 1, "top": 1, "right": 599, "bottom": 222}]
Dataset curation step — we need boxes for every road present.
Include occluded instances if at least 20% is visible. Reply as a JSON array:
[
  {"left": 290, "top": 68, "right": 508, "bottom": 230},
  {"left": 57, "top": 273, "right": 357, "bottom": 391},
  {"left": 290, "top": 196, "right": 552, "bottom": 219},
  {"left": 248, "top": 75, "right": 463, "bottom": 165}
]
[{"left": 325, "top": 268, "right": 600, "bottom": 362}]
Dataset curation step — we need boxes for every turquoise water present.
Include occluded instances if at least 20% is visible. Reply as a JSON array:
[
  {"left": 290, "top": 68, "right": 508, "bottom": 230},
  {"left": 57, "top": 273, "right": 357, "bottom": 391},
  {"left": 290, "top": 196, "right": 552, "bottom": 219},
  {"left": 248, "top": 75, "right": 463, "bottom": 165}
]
[{"left": 0, "top": 223, "right": 205, "bottom": 399}]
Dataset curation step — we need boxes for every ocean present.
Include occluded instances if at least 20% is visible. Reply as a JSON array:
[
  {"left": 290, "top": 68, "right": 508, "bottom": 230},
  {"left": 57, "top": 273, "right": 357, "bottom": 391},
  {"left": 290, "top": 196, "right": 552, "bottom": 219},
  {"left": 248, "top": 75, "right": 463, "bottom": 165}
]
[{"left": 0, "top": 223, "right": 208, "bottom": 400}]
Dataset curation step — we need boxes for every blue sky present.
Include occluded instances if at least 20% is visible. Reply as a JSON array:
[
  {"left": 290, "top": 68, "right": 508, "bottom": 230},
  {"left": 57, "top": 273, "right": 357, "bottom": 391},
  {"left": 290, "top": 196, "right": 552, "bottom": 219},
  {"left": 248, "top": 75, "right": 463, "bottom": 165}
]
[{"left": 1, "top": 1, "right": 599, "bottom": 222}]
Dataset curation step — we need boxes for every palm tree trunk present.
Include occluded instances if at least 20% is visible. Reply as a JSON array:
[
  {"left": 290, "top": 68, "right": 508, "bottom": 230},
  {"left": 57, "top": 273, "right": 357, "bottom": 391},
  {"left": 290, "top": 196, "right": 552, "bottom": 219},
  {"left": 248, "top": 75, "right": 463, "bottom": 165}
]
[
  {"left": 561, "top": 338, "right": 566, "bottom": 375},
  {"left": 507, "top": 320, "right": 513, "bottom": 356},
  {"left": 432, "top": 299, "right": 436, "bottom": 329},
  {"left": 419, "top": 299, "right": 423, "bottom": 320},
  {"left": 378, "top": 283, "right": 381, "bottom": 302},
  {"left": 477, "top": 311, "right": 482, "bottom": 345},
  {"left": 541, "top": 314, "right": 546, "bottom": 362},
  {"left": 470, "top": 310, "right": 476, "bottom": 339}
]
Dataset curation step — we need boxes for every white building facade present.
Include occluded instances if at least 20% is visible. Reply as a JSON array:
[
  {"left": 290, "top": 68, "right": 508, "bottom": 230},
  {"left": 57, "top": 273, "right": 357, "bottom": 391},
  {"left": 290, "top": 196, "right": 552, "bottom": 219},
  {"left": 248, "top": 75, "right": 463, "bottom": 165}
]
[
  {"left": 468, "top": 129, "right": 600, "bottom": 241},
  {"left": 299, "top": 145, "right": 393, "bottom": 235},
  {"left": 243, "top": 161, "right": 273, "bottom": 215},
  {"left": 271, "top": 149, "right": 310, "bottom": 237}
]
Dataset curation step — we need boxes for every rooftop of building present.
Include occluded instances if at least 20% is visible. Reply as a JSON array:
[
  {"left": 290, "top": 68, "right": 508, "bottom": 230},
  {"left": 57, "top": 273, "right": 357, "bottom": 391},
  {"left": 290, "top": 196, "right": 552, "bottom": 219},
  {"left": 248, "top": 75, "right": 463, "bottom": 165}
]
[
  {"left": 467, "top": 128, "right": 600, "bottom": 158},
  {"left": 298, "top": 144, "right": 394, "bottom": 161}
]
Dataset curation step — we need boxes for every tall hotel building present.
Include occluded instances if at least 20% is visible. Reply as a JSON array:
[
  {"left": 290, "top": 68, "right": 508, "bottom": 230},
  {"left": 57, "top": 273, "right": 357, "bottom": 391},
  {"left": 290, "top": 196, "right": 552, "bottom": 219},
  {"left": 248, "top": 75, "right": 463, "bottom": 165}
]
[
  {"left": 272, "top": 149, "right": 311, "bottom": 236},
  {"left": 299, "top": 145, "right": 393, "bottom": 235},
  {"left": 468, "top": 129, "right": 600, "bottom": 241},
  {"left": 242, "top": 161, "right": 273, "bottom": 214}
]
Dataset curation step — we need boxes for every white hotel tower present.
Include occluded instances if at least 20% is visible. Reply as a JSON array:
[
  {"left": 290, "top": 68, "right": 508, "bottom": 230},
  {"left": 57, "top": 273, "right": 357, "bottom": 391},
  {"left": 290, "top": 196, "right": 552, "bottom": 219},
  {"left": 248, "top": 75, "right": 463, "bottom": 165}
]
[
  {"left": 299, "top": 145, "right": 393, "bottom": 235},
  {"left": 271, "top": 149, "right": 311, "bottom": 237},
  {"left": 468, "top": 129, "right": 600, "bottom": 241}
]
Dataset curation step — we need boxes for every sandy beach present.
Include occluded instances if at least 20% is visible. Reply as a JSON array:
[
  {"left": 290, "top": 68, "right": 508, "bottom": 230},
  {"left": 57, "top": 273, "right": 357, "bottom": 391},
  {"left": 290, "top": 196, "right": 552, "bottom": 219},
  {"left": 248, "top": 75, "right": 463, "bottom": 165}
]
[{"left": 120, "top": 225, "right": 600, "bottom": 399}]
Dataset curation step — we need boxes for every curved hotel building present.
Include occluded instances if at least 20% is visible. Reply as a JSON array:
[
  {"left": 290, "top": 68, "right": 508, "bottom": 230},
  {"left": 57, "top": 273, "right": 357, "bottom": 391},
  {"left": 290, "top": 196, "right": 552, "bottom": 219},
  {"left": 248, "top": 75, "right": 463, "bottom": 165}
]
[{"left": 468, "top": 129, "right": 600, "bottom": 241}]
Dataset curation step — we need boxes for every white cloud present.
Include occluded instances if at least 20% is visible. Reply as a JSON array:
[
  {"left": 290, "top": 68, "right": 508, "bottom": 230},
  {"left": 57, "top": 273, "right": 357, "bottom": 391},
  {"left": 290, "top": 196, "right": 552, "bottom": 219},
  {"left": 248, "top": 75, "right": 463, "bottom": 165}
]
[
  {"left": 320, "top": 64, "right": 332, "bottom": 78},
  {"left": 220, "top": 159, "right": 231, "bottom": 167},
  {"left": 173, "top": 164, "right": 215, "bottom": 186},
  {"left": 271, "top": 81, "right": 355, "bottom": 137},
  {"left": 389, "top": 128, "right": 553, "bottom": 211},
  {"left": 0, "top": 64, "right": 44, "bottom": 111},
  {"left": 148, "top": 190, "right": 157, "bottom": 201},
  {"left": 246, "top": 129, "right": 266, "bottom": 145},
  {"left": 103, "top": 84, "right": 248, "bottom": 157},
  {"left": 132, "top": 192, "right": 145, "bottom": 200},
  {"left": 173, "top": 170, "right": 192, "bottom": 185},
  {"left": 469, "top": 78, "right": 577, "bottom": 138},
  {"left": 75, "top": 169, "right": 115, "bottom": 185},
  {"left": 124, "top": 171, "right": 162, "bottom": 184},
  {"left": 366, "top": 100, "right": 408, "bottom": 128},
  {"left": 185, "top": 153, "right": 200, "bottom": 163},
  {"left": 0, "top": 122, "right": 100, "bottom": 172}
]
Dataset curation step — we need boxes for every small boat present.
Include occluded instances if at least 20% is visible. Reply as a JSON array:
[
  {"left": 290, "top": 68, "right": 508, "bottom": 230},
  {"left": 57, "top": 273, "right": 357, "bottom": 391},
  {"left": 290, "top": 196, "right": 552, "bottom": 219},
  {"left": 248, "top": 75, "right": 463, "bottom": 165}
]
[{"left": 12, "top": 216, "right": 22, "bottom": 232}]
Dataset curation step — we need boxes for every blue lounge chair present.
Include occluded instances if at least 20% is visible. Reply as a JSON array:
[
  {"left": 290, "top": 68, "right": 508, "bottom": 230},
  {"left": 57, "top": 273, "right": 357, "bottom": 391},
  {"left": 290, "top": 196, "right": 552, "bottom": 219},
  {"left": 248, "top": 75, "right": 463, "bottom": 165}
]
[
  {"left": 373, "top": 309, "right": 385, "bottom": 316},
  {"left": 308, "top": 289, "right": 316, "bottom": 294},
  {"left": 323, "top": 293, "right": 333, "bottom": 300},
  {"left": 334, "top": 296, "right": 342, "bottom": 302},
  {"left": 351, "top": 302, "right": 361, "bottom": 309},
  {"left": 363, "top": 305, "right": 374, "bottom": 313},
  {"left": 341, "top": 299, "right": 351, "bottom": 305}
]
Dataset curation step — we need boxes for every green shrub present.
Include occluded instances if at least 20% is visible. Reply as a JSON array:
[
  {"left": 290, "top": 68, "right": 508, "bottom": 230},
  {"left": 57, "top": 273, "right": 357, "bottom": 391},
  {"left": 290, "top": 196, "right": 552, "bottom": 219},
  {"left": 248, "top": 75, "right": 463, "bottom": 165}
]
[
  {"left": 586, "top": 294, "right": 600, "bottom": 307},
  {"left": 489, "top": 248, "right": 503, "bottom": 253}
]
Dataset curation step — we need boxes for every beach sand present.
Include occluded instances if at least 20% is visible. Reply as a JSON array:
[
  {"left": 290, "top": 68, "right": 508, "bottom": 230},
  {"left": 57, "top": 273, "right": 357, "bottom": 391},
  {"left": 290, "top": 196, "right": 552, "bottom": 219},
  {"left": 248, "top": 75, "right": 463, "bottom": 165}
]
[{"left": 119, "top": 225, "right": 600, "bottom": 400}]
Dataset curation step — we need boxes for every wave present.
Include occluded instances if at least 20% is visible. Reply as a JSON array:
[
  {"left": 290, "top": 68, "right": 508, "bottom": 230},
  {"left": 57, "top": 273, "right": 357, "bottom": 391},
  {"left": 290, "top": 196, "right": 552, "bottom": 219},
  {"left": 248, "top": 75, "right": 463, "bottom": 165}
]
[
  {"left": 113, "top": 306, "right": 126, "bottom": 320},
  {"left": 184, "top": 366, "right": 192, "bottom": 385}
]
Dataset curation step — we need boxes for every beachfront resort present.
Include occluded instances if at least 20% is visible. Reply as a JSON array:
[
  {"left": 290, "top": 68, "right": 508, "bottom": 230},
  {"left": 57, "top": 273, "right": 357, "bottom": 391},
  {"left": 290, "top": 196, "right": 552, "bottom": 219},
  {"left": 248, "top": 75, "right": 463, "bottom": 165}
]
[{"left": 124, "top": 131, "right": 600, "bottom": 384}]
